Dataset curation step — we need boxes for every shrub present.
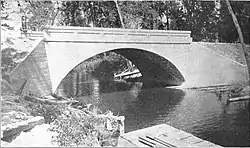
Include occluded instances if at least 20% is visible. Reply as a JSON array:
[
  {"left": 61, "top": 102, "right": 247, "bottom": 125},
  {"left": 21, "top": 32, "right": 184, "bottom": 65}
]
[
  {"left": 21, "top": 95, "right": 66, "bottom": 124},
  {"left": 19, "top": 95, "right": 122, "bottom": 147},
  {"left": 49, "top": 107, "right": 121, "bottom": 147}
]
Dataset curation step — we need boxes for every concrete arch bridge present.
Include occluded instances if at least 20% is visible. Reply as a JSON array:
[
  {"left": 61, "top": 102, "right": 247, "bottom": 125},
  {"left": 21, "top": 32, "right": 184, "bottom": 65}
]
[{"left": 9, "top": 27, "right": 248, "bottom": 96}]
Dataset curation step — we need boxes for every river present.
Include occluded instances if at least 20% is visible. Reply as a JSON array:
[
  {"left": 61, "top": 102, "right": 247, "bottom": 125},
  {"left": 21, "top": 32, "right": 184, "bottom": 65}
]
[{"left": 56, "top": 72, "right": 249, "bottom": 147}]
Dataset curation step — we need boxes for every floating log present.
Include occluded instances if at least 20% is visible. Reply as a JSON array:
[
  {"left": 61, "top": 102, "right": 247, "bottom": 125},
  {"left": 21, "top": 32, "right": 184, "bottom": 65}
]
[{"left": 228, "top": 95, "right": 250, "bottom": 102}]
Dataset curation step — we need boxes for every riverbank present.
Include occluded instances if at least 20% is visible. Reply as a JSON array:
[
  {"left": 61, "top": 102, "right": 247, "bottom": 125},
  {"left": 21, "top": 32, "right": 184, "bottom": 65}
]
[{"left": 1, "top": 89, "right": 124, "bottom": 147}]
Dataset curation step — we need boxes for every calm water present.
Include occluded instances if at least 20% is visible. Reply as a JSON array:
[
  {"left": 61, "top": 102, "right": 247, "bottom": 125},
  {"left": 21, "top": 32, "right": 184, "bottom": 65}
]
[{"left": 57, "top": 72, "right": 250, "bottom": 147}]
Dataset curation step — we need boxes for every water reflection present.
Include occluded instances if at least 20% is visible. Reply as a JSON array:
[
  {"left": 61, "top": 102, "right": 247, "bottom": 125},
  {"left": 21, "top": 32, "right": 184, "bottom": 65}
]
[
  {"left": 122, "top": 87, "right": 185, "bottom": 131},
  {"left": 57, "top": 71, "right": 250, "bottom": 146}
]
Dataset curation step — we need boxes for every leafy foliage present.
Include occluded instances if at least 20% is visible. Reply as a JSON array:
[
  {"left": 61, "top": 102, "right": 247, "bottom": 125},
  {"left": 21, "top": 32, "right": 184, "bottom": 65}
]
[
  {"left": 119, "top": 1, "right": 157, "bottom": 29},
  {"left": 1, "top": 0, "right": 248, "bottom": 43},
  {"left": 49, "top": 106, "right": 121, "bottom": 147},
  {"left": 21, "top": 95, "right": 66, "bottom": 124},
  {"left": 55, "top": 0, "right": 250, "bottom": 43},
  {"left": 180, "top": 1, "right": 218, "bottom": 41},
  {"left": 217, "top": 1, "right": 250, "bottom": 43},
  {"left": 58, "top": 1, "right": 121, "bottom": 28},
  {"left": 4, "top": 94, "right": 122, "bottom": 147},
  {"left": 22, "top": 0, "right": 58, "bottom": 31},
  {"left": 1, "top": 47, "right": 28, "bottom": 76},
  {"left": 74, "top": 51, "right": 129, "bottom": 78},
  {"left": 1, "top": 0, "right": 6, "bottom": 10}
]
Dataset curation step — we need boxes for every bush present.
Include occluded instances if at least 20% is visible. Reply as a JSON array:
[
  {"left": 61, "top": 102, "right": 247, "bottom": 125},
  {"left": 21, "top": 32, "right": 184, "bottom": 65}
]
[
  {"left": 49, "top": 107, "right": 121, "bottom": 147},
  {"left": 19, "top": 95, "right": 122, "bottom": 147},
  {"left": 1, "top": 47, "right": 28, "bottom": 75},
  {"left": 21, "top": 95, "right": 66, "bottom": 124}
]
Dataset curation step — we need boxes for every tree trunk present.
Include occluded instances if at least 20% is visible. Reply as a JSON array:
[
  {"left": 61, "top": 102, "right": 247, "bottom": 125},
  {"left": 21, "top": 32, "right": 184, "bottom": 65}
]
[
  {"left": 225, "top": 0, "right": 250, "bottom": 84},
  {"left": 51, "top": 1, "right": 60, "bottom": 26},
  {"left": 114, "top": 0, "right": 125, "bottom": 29}
]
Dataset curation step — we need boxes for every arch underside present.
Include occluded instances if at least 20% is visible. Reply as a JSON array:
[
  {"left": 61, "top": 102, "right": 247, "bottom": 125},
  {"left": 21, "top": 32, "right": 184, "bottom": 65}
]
[
  {"left": 56, "top": 48, "right": 185, "bottom": 92},
  {"left": 113, "top": 48, "right": 185, "bottom": 87}
]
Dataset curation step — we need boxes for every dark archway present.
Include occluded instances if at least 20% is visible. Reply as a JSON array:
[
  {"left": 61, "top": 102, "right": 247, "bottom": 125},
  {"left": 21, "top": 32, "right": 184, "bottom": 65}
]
[
  {"left": 56, "top": 48, "right": 185, "bottom": 96},
  {"left": 112, "top": 48, "right": 185, "bottom": 87}
]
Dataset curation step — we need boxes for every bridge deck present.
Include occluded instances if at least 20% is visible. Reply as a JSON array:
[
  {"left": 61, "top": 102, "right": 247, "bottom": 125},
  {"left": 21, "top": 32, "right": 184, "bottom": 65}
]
[{"left": 118, "top": 124, "right": 223, "bottom": 147}]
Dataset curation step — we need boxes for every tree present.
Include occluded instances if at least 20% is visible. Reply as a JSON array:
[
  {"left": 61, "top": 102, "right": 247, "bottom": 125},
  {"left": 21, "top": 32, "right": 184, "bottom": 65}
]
[
  {"left": 51, "top": 1, "right": 60, "bottom": 26},
  {"left": 181, "top": 0, "right": 219, "bottom": 41},
  {"left": 58, "top": 1, "right": 121, "bottom": 28},
  {"left": 1, "top": 0, "right": 6, "bottom": 10},
  {"left": 225, "top": 0, "right": 250, "bottom": 82},
  {"left": 216, "top": 1, "right": 250, "bottom": 43},
  {"left": 119, "top": 1, "right": 162, "bottom": 30},
  {"left": 58, "top": 1, "right": 176, "bottom": 30},
  {"left": 1, "top": 48, "right": 28, "bottom": 76},
  {"left": 19, "top": 0, "right": 59, "bottom": 31},
  {"left": 114, "top": 0, "right": 124, "bottom": 28}
]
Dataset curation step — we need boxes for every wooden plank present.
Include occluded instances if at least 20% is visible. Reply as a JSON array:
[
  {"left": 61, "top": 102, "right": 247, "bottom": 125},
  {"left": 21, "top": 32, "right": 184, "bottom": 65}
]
[
  {"left": 118, "top": 124, "right": 223, "bottom": 147},
  {"left": 178, "top": 133, "right": 194, "bottom": 140},
  {"left": 179, "top": 135, "right": 204, "bottom": 144},
  {"left": 146, "top": 135, "right": 176, "bottom": 147},
  {"left": 164, "top": 129, "right": 193, "bottom": 140},
  {"left": 193, "top": 140, "right": 217, "bottom": 147},
  {"left": 229, "top": 95, "right": 250, "bottom": 102},
  {"left": 122, "top": 124, "right": 179, "bottom": 140},
  {"left": 138, "top": 137, "right": 157, "bottom": 147},
  {"left": 118, "top": 135, "right": 137, "bottom": 147},
  {"left": 157, "top": 134, "right": 191, "bottom": 147}
]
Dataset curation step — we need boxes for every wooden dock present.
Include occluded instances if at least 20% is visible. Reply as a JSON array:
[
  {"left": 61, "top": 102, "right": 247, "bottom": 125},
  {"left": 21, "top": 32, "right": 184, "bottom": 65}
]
[{"left": 118, "top": 124, "right": 223, "bottom": 147}]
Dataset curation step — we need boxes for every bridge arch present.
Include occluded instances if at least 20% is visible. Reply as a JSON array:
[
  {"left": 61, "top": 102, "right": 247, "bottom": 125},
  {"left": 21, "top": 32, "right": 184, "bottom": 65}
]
[
  {"left": 55, "top": 47, "right": 185, "bottom": 93},
  {"left": 9, "top": 27, "right": 248, "bottom": 96}
]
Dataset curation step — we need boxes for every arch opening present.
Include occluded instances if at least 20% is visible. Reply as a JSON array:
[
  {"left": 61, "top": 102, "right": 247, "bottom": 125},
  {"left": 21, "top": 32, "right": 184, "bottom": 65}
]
[
  {"left": 112, "top": 48, "right": 185, "bottom": 87},
  {"left": 55, "top": 48, "right": 185, "bottom": 95}
]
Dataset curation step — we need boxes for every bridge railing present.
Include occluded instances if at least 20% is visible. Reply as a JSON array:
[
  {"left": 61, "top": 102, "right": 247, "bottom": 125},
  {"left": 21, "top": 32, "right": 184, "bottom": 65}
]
[
  {"left": 21, "top": 31, "right": 43, "bottom": 38},
  {"left": 43, "top": 26, "right": 192, "bottom": 44}
]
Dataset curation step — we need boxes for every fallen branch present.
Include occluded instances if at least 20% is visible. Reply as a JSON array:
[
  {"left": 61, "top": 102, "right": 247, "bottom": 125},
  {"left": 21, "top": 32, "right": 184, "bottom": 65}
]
[
  {"left": 228, "top": 95, "right": 250, "bottom": 102},
  {"left": 23, "top": 95, "right": 78, "bottom": 105}
]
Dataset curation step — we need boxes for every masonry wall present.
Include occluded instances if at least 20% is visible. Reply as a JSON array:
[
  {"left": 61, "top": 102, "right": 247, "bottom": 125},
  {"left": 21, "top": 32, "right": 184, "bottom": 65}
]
[{"left": 9, "top": 39, "right": 52, "bottom": 96}]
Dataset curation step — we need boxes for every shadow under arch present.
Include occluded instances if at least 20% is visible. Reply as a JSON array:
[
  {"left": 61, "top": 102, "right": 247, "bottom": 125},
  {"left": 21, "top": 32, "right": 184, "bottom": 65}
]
[
  {"left": 56, "top": 47, "right": 185, "bottom": 94},
  {"left": 111, "top": 48, "right": 185, "bottom": 87}
]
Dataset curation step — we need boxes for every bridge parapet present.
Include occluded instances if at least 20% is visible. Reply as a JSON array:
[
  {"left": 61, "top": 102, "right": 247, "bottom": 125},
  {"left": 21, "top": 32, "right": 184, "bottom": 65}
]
[
  {"left": 43, "top": 26, "right": 192, "bottom": 44},
  {"left": 21, "top": 31, "right": 43, "bottom": 39}
]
